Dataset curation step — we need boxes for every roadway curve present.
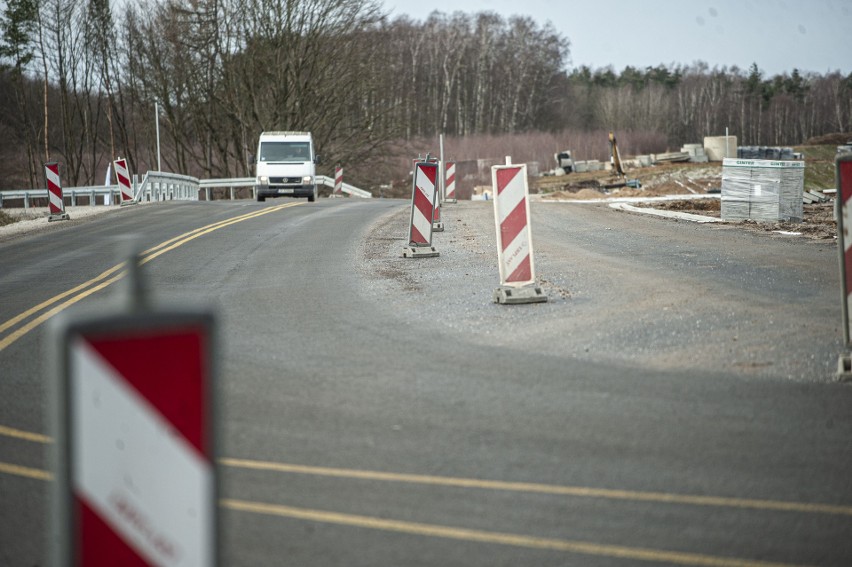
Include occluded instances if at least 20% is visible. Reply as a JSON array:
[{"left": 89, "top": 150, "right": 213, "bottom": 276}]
[{"left": 1, "top": 198, "right": 850, "bottom": 566}]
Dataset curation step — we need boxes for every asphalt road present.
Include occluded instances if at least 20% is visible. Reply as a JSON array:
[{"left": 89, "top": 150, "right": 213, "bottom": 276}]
[{"left": 1, "top": 198, "right": 851, "bottom": 566}]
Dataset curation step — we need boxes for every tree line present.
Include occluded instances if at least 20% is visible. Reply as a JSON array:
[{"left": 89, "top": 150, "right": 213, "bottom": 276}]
[{"left": 1, "top": 0, "right": 850, "bottom": 190}]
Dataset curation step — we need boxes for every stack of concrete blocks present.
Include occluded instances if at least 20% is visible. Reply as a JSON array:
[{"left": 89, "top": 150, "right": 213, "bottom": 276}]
[
  {"left": 636, "top": 155, "right": 653, "bottom": 167},
  {"left": 737, "top": 146, "right": 796, "bottom": 160},
  {"left": 721, "top": 158, "right": 804, "bottom": 222},
  {"left": 572, "top": 160, "right": 604, "bottom": 173},
  {"left": 681, "top": 144, "right": 709, "bottom": 163},
  {"left": 704, "top": 136, "right": 738, "bottom": 161}
]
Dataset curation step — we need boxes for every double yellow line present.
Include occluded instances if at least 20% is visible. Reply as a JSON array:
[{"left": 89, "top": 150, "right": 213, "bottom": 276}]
[
  {"left": 0, "top": 426, "right": 828, "bottom": 567},
  {"left": 0, "top": 202, "right": 303, "bottom": 353}
]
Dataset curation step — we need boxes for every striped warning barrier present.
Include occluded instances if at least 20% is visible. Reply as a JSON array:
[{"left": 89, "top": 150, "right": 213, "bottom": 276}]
[
  {"left": 433, "top": 186, "right": 444, "bottom": 232},
  {"left": 113, "top": 158, "right": 135, "bottom": 205},
  {"left": 403, "top": 159, "right": 439, "bottom": 258},
  {"left": 45, "top": 162, "right": 70, "bottom": 221},
  {"left": 445, "top": 161, "right": 457, "bottom": 203},
  {"left": 334, "top": 166, "right": 343, "bottom": 195},
  {"left": 53, "top": 298, "right": 219, "bottom": 565},
  {"left": 836, "top": 154, "right": 852, "bottom": 380},
  {"left": 491, "top": 161, "right": 546, "bottom": 304}
]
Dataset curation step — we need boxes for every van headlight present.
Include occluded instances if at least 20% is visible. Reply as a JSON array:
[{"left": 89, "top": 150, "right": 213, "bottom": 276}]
[
  {"left": 302, "top": 176, "right": 312, "bottom": 184},
  {"left": 259, "top": 176, "right": 269, "bottom": 185}
]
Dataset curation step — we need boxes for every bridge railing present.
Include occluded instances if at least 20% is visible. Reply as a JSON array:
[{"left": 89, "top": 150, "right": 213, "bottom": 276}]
[{"left": 1, "top": 172, "right": 371, "bottom": 208}]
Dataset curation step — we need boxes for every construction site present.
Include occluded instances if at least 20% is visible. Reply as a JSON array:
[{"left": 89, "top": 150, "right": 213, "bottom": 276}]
[{"left": 524, "top": 133, "right": 845, "bottom": 241}]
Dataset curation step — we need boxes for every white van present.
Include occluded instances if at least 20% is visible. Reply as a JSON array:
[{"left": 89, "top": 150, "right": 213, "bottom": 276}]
[{"left": 255, "top": 131, "right": 319, "bottom": 202}]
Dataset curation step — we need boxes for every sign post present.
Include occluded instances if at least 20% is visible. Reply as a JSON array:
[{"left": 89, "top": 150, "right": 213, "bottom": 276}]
[
  {"left": 402, "top": 156, "right": 440, "bottom": 258},
  {"left": 491, "top": 159, "right": 547, "bottom": 304},
  {"left": 334, "top": 165, "right": 343, "bottom": 196},
  {"left": 50, "top": 252, "right": 219, "bottom": 566},
  {"left": 836, "top": 154, "right": 852, "bottom": 381},
  {"left": 45, "top": 162, "right": 71, "bottom": 222},
  {"left": 113, "top": 158, "right": 136, "bottom": 205},
  {"left": 445, "top": 161, "right": 457, "bottom": 203}
]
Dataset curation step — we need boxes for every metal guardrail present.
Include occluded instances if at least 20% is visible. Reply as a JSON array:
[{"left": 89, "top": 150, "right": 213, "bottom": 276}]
[
  {"left": 2, "top": 173, "right": 371, "bottom": 208},
  {"left": 0, "top": 185, "right": 122, "bottom": 208},
  {"left": 197, "top": 176, "right": 372, "bottom": 199},
  {"left": 134, "top": 171, "right": 200, "bottom": 203}
]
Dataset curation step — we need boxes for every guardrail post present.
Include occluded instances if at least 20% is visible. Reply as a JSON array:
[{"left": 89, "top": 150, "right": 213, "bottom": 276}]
[{"left": 24, "top": 193, "right": 30, "bottom": 209}]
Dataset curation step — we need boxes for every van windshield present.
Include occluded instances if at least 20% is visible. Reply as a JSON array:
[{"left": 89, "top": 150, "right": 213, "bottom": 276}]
[{"left": 259, "top": 141, "right": 311, "bottom": 162}]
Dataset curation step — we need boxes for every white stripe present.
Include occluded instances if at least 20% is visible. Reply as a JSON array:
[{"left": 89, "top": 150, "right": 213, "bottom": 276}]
[
  {"left": 114, "top": 161, "right": 130, "bottom": 191},
  {"left": 114, "top": 161, "right": 129, "bottom": 178},
  {"left": 45, "top": 167, "right": 61, "bottom": 189},
  {"left": 844, "top": 203, "right": 852, "bottom": 253},
  {"left": 413, "top": 208, "right": 432, "bottom": 241},
  {"left": 500, "top": 229, "right": 532, "bottom": 284},
  {"left": 49, "top": 191, "right": 64, "bottom": 211},
  {"left": 416, "top": 172, "right": 436, "bottom": 206},
  {"left": 71, "top": 338, "right": 213, "bottom": 567},
  {"left": 496, "top": 170, "right": 526, "bottom": 225}
]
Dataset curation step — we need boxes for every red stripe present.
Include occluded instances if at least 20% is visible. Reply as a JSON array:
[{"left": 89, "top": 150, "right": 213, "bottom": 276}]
[
  {"left": 77, "top": 496, "right": 149, "bottom": 566},
  {"left": 410, "top": 225, "right": 427, "bottom": 245},
  {"left": 496, "top": 167, "right": 521, "bottom": 195},
  {"left": 85, "top": 326, "right": 209, "bottom": 458},
  {"left": 841, "top": 161, "right": 852, "bottom": 204},
  {"left": 500, "top": 199, "right": 527, "bottom": 251},
  {"left": 507, "top": 255, "right": 532, "bottom": 283},
  {"left": 414, "top": 186, "right": 433, "bottom": 222},
  {"left": 117, "top": 173, "right": 131, "bottom": 188},
  {"left": 418, "top": 163, "right": 438, "bottom": 186},
  {"left": 433, "top": 203, "right": 441, "bottom": 222}
]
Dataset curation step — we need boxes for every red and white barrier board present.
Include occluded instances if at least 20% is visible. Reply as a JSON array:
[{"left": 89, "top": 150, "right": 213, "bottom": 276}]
[
  {"left": 113, "top": 158, "right": 134, "bottom": 204},
  {"left": 403, "top": 160, "right": 439, "bottom": 257},
  {"left": 445, "top": 161, "right": 457, "bottom": 202},
  {"left": 45, "top": 162, "right": 70, "bottom": 221},
  {"left": 432, "top": 186, "right": 444, "bottom": 231},
  {"left": 335, "top": 166, "right": 343, "bottom": 194},
  {"left": 493, "top": 164, "right": 535, "bottom": 285},
  {"left": 491, "top": 162, "right": 546, "bottom": 303},
  {"left": 53, "top": 311, "right": 218, "bottom": 566}
]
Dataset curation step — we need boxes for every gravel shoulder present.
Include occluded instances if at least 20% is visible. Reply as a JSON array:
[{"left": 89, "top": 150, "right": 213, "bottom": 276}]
[
  {"left": 358, "top": 200, "right": 842, "bottom": 383},
  {"left": 0, "top": 204, "right": 135, "bottom": 243}
]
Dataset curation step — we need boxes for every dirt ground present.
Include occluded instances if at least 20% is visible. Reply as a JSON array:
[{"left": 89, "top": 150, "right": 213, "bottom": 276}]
[{"left": 536, "top": 161, "right": 837, "bottom": 240}]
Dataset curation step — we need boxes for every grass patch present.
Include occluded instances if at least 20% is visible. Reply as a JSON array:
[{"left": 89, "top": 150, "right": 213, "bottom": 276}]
[
  {"left": 0, "top": 209, "right": 16, "bottom": 227},
  {"left": 795, "top": 144, "right": 839, "bottom": 190}
]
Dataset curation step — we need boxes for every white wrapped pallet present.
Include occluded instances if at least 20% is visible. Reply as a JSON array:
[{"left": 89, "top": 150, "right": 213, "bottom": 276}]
[{"left": 721, "top": 158, "right": 804, "bottom": 222}]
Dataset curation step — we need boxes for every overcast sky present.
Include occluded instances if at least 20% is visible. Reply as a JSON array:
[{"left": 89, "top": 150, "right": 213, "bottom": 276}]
[{"left": 382, "top": 0, "right": 849, "bottom": 77}]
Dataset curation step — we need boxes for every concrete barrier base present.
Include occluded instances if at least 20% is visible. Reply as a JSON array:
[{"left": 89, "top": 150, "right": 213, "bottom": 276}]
[
  {"left": 433, "top": 222, "right": 444, "bottom": 232},
  {"left": 48, "top": 213, "right": 70, "bottom": 222},
  {"left": 402, "top": 246, "right": 439, "bottom": 258},
  {"left": 837, "top": 355, "right": 852, "bottom": 382},
  {"left": 493, "top": 285, "right": 547, "bottom": 305}
]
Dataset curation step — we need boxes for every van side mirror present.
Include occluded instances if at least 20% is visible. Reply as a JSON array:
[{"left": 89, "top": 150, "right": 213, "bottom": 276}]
[{"left": 314, "top": 155, "right": 321, "bottom": 165}]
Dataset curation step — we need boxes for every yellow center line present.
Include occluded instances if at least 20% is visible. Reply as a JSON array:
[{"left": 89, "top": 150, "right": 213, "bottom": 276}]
[
  {"left": 2, "top": 428, "right": 848, "bottom": 519},
  {"left": 0, "top": 425, "right": 52, "bottom": 443},
  {"left": 0, "top": 458, "right": 813, "bottom": 566},
  {"left": 0, "top": 273, "right": 124, "bottom": 352},
  {"left": 221, "top": 498, "right": 810, "bottom": 567},
  {"left": 0, "top": 461, "right": 52, "bottom": 482},
  {"left": 0, "top": 202, "right": 302, "bottom": 352},
  {"left": 220, "top": 457, "right": 852, "bottom": 517},
  {"left": 0, "top": 264, "right": 124, "bottom": 336}
]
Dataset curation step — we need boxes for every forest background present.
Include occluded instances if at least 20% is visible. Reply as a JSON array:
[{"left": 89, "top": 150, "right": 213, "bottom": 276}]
[{"left": 1, "top": 0, "right": 850, "bottom": 193}]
